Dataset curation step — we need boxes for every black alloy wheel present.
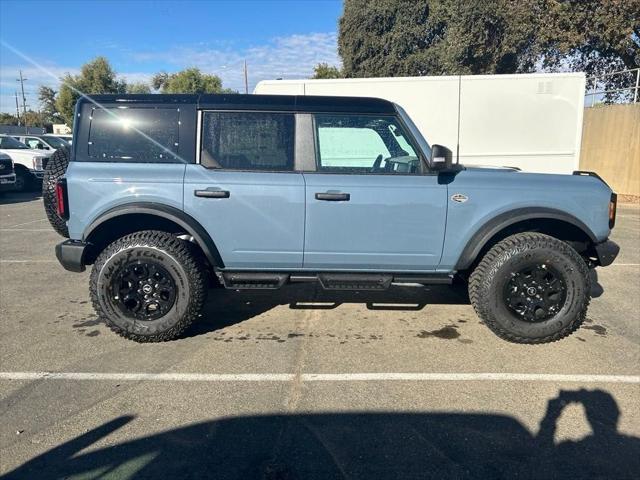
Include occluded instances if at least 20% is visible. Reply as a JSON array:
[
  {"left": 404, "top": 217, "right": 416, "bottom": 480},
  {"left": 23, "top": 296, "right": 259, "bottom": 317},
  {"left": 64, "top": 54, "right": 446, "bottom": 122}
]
[{"left": 504, "top": 264, "right": 567, "bottom": 322}]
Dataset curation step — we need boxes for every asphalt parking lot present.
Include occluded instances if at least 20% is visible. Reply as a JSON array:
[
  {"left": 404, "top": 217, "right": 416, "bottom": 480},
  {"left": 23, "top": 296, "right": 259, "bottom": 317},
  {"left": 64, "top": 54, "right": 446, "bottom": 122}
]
[{"left": 1, "top": 191, "right": 639, "bottom": 479}]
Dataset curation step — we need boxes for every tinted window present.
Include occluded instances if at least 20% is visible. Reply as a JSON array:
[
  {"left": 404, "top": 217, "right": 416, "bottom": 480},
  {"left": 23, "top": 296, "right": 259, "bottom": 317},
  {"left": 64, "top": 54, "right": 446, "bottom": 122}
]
[
  {"left": 0, "top": 136, "right": 29, "bottom": 149},
  {"left": 314, "top": 114, "right": 420, "bottom": 174},
  {"left": 201, "top": 112, "right": 294, "bottom": 171},
  {"left": 88, "top": 107, "right": 180, "bottom": 162}
]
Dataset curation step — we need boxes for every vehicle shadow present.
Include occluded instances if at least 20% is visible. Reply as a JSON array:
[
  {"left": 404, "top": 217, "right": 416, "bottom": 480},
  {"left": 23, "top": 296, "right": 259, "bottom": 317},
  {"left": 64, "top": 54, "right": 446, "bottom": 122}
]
[
  {"left": 4, "top": 389, "right": 638, "bottom": 479},
  {"left": 0, "top": 190, "right": 42, "bottom": 205},
  {"left": 186, "top": 282, "right": 470, "bottom": 337}
]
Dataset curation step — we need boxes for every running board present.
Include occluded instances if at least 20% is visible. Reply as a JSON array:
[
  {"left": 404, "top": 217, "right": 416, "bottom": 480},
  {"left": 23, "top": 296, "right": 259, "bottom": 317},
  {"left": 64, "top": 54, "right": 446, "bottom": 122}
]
[{"left": 219, "top": 272, "right": 453, "bottom": 290}]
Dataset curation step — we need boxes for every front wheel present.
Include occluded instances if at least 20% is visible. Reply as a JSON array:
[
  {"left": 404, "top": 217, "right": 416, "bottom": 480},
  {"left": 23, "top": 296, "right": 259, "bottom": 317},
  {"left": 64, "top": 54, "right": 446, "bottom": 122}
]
[
  {"left": 469, "top": 232, "right": 590, "bottom": 344},
  {"left": 90, "top": 230, "right": 207, "bottom": 342}
]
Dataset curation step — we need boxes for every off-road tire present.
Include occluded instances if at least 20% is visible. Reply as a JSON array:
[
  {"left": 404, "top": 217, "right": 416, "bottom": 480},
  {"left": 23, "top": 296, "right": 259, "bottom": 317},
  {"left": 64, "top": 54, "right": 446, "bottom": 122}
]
[
  {"left": 90, "top": 230, "right": 207, "bottom": 342},
  {"left": 469, "top": 232, "right": 590, "bottom": 344},
  {"left": 42, "top": 147, "right": 70, "bottom": 237}
]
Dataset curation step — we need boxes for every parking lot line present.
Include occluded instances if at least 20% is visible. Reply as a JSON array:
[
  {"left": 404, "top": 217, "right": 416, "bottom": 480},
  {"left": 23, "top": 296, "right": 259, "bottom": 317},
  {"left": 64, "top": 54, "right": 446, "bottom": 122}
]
[
  {"left": 2, "top": 218, "right": 47, "bottom": 228},
  {"left": 0, "top": 371, "right": 638, "bottom": 383}
]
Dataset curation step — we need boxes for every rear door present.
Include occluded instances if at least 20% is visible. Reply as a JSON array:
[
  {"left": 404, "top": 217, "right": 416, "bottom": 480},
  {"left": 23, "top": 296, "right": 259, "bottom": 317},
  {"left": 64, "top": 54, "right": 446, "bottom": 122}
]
[
  {"left": 302, "top": 113, "right": 448, "bottom": 271},
  {"left": 184, "top": 111, "right": 305, "bottom": 269}
]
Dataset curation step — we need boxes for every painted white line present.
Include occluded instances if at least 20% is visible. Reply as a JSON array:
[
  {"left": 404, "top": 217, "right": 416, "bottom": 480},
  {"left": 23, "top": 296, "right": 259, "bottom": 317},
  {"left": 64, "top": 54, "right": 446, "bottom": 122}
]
[
  {"left": 3, "top": 218, "right": 46, "bottom": 228},
  {"left": 611, "top": 263, "right": 640, "bottom": 266},
  {"left": 0, "top": 260, "right": 57, "bottom": 263},
  {"left": 0, "top": 372, "right": 638, "bottom": 384},
  {"left": 0, "top": 228, "right": 55, "bottom": 232}
]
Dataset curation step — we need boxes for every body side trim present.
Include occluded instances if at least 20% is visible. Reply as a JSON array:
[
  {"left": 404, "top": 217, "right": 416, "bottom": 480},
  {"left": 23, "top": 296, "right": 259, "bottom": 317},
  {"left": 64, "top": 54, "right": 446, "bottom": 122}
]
[
  {"left": 454, "top": 207, "right": 598, "bottom": 270},
  {"left": 83, "top": 202, "right": 224, "bottom": 268}
]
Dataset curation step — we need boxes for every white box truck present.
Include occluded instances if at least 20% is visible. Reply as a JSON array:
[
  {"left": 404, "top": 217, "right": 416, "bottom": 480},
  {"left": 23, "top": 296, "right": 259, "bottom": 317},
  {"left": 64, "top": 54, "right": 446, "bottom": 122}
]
[{"left": 254, "top": 73, "right": 586, "bottom": 174}]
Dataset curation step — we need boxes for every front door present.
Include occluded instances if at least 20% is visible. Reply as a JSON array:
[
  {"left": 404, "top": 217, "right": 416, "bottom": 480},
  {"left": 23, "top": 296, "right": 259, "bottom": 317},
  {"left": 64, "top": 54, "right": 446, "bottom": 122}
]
[
  {"left": 184, "top": 111, "right": 305, "bottom": 269},
  {"left": 302, "top": 113, "right": 448, "bottom": 271}
]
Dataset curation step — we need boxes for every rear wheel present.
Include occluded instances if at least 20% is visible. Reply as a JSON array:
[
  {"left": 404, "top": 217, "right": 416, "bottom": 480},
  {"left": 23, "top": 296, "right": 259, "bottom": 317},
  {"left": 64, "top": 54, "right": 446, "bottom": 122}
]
[
  {"left": 469, "top": 232, "right": 590, "bottom": 344},
  {"left": 42, "top": 147, "right": 70, "bottom": 237},
  {"left": 90, "top": 230, "right": 207, "bottom": 342}
]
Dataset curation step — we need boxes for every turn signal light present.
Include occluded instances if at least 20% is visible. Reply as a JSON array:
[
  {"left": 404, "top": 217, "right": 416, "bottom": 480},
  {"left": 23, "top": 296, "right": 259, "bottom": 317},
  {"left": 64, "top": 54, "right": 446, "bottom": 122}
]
[
  {"left": 609, "top": 193, "right": 617, "bottom": 229},
  {"left": 56, "top": 179, "right": 69, "bottom": 220}
]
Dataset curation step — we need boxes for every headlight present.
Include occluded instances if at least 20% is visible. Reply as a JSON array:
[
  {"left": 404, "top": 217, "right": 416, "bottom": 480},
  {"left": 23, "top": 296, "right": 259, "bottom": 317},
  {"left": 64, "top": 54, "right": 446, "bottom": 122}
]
[{"left": 32, "top": 157, "right": 43, "bottom": 170}]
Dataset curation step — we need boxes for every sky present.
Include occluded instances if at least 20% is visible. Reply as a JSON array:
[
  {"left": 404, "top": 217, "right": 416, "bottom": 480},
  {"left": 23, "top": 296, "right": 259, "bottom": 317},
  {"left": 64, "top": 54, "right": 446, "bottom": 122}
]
[{"left": 0, "top": 0, "right": 343, "bottom": 113}]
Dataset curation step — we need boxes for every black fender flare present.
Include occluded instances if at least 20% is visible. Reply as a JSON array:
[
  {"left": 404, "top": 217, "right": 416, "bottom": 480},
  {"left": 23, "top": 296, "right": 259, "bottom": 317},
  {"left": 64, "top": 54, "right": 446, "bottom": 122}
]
[
  {"left": 83, "top": 202, "right": 224, "bottom": 268},
  {"left": 454, "top": 207, "right": 598, "bottom": 270}
]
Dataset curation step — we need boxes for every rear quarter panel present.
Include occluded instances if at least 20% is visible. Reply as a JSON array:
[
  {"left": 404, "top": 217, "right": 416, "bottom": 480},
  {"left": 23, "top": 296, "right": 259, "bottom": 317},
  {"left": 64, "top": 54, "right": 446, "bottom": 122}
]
[
  {"left": 66, "top": 162, "right": 186, "bottom": 239},
  {"left": 440, "top": 169, "right": 612, "bottom": 270}
]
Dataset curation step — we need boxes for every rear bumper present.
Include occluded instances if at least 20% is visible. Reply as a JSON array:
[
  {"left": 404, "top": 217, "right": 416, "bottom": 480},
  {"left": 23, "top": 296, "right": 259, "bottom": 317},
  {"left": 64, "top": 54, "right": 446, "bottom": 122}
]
[
  {"left": 55, "top": 240, "right": 87, "bottom": 272},
  {"left": 594, "top": 239, "right": 620, "bottom": 267}
]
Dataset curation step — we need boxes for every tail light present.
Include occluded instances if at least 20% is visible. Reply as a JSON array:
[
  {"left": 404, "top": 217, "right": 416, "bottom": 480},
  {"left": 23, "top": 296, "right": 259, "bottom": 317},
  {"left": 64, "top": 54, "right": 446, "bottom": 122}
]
[
  {"left": 56, "top": 179, "right": 69, "bottom": 220},
  {"left": 609, "top": 193, "right": 617, "bottom": 229}
]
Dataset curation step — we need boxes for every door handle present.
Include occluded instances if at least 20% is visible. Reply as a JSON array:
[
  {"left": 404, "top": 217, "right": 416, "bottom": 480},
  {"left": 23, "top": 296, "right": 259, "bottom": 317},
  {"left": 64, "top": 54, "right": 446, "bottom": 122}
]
[
  {"left": 194, "top": 189, "right": 230, "bottom": 199},
  {"left": 315, "top": 192, "right": 350, "bottom": 201}
]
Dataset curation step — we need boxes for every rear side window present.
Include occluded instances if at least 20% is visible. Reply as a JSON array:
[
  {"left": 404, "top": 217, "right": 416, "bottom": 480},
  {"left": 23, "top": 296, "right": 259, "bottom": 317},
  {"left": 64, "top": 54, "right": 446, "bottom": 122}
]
[
  {"left": 200, "top": 112, "right": 294, "bottom": 171},
  {"left": 88, "top": 107, "right": 180, "bottom": 162}
]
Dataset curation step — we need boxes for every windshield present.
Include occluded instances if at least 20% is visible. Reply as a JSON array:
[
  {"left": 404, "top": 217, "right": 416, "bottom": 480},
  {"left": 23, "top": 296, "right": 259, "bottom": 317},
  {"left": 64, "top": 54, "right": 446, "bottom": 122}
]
[
  {"left": 0, "top": 136, "right": 29, "bottom": 149},
  {"left": 394, "top": 104, "right": 432, "bottom": 159},
  {"left": 43, "top": 136, "right": 69, "bottom": 148}
]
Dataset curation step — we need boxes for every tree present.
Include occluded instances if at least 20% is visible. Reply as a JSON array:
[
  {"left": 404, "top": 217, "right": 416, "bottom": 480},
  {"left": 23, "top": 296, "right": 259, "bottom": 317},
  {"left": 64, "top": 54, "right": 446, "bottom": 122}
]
[
  {"left": 38, "top": 86, "right": 60, "bottom": 124},
  {"left": 56, "top": 57, "right": 126, "bottom": 125},
  {"left": 312, "top": 63, "right": 343, "bottom": 79},
  {"left": 22, "top": 110, "right": 47, "bottom": 127},
  {"left": 0, "top": 113, "right": 19, "bottom": 125},
  {"left": 126, "top": 82, "right": 152, "bottom": 94},
  {"left": 338, "top": 0, "right": 639, "bottom": 93},
  {"left": 151, "top": 68, "right": 228, "bottom": 94}
]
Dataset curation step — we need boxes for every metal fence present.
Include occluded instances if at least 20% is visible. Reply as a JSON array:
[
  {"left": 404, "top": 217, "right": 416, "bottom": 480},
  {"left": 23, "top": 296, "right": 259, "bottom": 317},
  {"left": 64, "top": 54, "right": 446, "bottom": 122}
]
[{"left": 585, "top": 68, "right": 639, "bottom": 107}]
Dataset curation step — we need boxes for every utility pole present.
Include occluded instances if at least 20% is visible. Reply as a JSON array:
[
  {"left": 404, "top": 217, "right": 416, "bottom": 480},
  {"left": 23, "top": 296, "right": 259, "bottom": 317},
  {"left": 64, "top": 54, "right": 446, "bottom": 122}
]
[
  {"left": 15, "top": 91, "right": 21, "bottom": 126},
  {"left": 244, "top": 60, "right": 248, "bottom": 94},
  {"left": 17, "top": 70, "right": 28, "bottom": 117}
]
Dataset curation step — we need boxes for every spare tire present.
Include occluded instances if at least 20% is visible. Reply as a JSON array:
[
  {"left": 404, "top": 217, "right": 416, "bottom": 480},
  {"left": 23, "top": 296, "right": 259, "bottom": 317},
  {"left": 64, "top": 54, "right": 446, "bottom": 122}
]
[{"left": 43, "top": 147, "right": 70, "bottom": 238}]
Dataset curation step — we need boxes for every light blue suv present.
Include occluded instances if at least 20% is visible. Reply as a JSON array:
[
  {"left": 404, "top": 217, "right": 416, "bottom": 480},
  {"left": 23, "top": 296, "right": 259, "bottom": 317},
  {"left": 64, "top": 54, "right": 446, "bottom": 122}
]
[{"left": 48, "top": 94, "right": 619, "bottom": 344}]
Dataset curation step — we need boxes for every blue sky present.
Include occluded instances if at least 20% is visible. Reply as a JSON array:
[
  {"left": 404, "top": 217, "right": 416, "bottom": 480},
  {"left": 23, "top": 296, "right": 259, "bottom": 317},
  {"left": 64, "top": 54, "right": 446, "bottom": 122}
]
[{"left": 0, "top": 0, "right": 343, "bottom": 113}]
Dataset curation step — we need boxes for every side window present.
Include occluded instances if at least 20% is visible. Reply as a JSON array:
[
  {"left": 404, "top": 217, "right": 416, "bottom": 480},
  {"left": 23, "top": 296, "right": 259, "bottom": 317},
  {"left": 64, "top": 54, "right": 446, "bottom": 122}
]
[
  {"left": 200, "top": 112, "right": 295, "bottom": 171},
  {"left": 314, "top": 114, "right": 420, "bottom": 174},
  {"left": 87, "top": 107, "right": 180, "bottom": 162}
]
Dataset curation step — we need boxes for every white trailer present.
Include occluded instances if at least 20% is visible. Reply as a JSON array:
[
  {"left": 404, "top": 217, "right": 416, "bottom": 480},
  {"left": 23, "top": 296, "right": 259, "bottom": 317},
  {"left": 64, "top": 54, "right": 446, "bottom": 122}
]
[{"left": 254, "top": 73, "right": 586, "bottom": 174}]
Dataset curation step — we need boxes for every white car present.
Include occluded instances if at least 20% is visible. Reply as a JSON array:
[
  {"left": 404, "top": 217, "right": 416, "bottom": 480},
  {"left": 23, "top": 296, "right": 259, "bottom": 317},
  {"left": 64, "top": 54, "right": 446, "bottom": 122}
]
[
  {"left": 0, "top": 134, "right": 50, "bottom": 191},
  {"left": 14, "top": 134, "right": 70, "bottom": 152}
]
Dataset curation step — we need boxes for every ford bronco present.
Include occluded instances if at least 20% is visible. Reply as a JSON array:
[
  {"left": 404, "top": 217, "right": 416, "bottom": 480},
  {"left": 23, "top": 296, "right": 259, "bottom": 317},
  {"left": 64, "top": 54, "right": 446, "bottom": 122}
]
[{"left": 47, "top": 94, "right": 619, "bottom": 344}]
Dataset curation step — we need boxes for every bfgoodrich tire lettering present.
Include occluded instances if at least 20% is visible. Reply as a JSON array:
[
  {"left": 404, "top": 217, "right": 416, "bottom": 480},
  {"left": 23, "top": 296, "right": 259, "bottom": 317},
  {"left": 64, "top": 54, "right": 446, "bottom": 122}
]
[
  {"left": 90, "top": 230, "right": 206, "bottom": 342},
  {"left": 469, "top": 232, "right": 590, "bottom": 344}
]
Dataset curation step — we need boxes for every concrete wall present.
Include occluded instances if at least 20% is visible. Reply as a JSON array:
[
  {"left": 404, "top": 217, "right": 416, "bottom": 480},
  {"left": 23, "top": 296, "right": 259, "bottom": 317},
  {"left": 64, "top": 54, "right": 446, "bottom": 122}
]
[{"left": 580, "top": 104, "right": 640, "bottom": 197}]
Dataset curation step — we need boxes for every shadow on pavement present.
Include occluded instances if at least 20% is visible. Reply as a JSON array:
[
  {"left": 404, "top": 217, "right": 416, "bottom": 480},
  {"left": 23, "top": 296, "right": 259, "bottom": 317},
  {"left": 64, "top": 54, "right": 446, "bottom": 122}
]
[
  {"left": 187, "top": 282, "right": 470, "bottom": 336},
  {"left": 0, "top": 190, "right": 42, "bottom": 205},
  {"left": 4, "top": 389, "right": 638, "bottom": 479}
]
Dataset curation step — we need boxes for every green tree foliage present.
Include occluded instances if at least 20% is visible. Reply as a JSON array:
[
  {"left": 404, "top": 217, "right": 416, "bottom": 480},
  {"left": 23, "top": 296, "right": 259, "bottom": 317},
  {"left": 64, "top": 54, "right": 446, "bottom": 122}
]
[
  {"left": 151, "top": 68, "right": 230, "bottom": 94},
  {"left": 339, "top": 0, "right": 639, "bottom": 90},
  {"left": 312, "top": 63, "right": 344, "bottom": 79},
  {"left": 38, "top": 86, "right": 61, "bottom": 124},
  {"left": 126, "top": 82, "right": 152, "bottom": 94},
  {"left": 56, "top": 57, "right": 126, "bottom": 125},
  {"left": 0, "top": 113, "right": 19, "bottom": 125}
]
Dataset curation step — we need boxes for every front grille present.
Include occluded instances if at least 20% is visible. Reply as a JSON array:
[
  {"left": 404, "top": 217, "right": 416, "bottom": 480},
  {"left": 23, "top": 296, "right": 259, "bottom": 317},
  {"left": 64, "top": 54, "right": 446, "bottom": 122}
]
[{"left": 0, "top": 158, "right": 13, "bottom": 174}]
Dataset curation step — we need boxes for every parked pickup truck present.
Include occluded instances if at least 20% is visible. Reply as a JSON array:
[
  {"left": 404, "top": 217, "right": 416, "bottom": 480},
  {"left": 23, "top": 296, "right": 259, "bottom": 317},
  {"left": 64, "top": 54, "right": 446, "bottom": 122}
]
[
  {"left": 0, "top": 134, "right": 50, "bottom": 191},
  {"left": 0, "top": 152, "right": 16, "bottom": 191},
  {"left": 47, "top": 94, "right": 619, "bottom": 344}
]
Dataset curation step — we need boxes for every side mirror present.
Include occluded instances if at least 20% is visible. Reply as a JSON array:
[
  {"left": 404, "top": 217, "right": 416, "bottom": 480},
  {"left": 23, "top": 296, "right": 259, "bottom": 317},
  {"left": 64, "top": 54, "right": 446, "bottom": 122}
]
[{"left": 430, "top": 144, "right": 453, "bottom": 171}]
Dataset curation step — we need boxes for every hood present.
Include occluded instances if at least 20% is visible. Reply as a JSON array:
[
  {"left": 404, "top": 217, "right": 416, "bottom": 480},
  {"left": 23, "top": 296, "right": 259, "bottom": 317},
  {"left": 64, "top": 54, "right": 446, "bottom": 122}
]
[{"left": 0, "top": 148, "right": 50, "bottom": 159}]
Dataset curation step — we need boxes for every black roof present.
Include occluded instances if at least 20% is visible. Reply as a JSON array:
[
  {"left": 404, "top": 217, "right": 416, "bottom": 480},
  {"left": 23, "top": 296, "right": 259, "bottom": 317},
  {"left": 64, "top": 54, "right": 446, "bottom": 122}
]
[{"left": 78, "top": 93, "right": 397, "bottom": 114}]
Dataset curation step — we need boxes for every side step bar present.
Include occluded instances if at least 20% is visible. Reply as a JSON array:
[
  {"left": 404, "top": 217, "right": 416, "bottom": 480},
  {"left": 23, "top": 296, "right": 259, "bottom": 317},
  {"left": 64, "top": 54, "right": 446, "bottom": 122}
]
[{"left": 219, "top": 272, "right": 453, "bottom": 290}]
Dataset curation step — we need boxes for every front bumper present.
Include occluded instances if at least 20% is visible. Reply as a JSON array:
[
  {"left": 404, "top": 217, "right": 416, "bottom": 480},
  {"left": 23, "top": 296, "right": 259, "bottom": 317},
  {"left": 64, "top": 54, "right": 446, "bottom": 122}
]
[
  {"left": 55, "top": 240, "right": 87, "bottom": 272},
  {"left": 0, "top": 174, "right": 16, "bottom": 191},
  {"left": 594, "top": 239, "right": 620, "bottom": 267}
]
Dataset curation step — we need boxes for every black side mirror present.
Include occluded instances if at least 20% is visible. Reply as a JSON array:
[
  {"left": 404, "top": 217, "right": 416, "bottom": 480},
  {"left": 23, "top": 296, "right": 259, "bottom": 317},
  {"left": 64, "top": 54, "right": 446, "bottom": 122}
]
[{"left": 430, "top": 144, "right": 453, "bottom": 171}]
